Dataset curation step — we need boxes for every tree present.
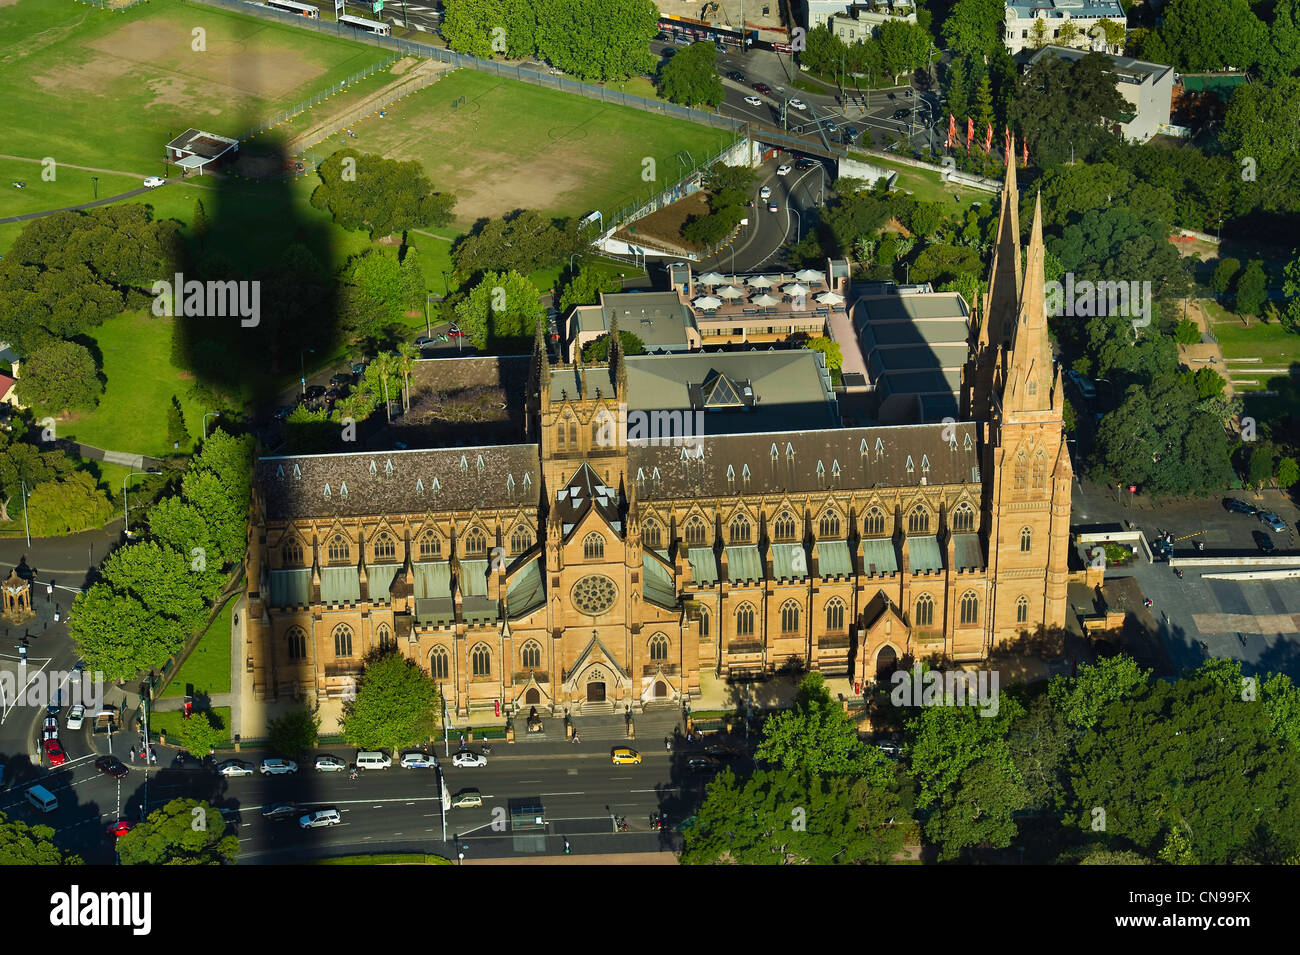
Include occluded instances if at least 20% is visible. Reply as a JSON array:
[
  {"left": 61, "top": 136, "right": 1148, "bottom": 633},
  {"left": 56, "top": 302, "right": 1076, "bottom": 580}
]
[
  {"left": 18, "top": 340, "right": 102, "bottom": 414},
  {"left": 1278, "top": 457, "right": 1300, "bottom": 489},
  {"left": 1029, "top": 18, "right": 1048, "bottom": 50},
  {"left": 1192, "top": 366, "right": 1226, "bottom": 399},
  {"left": 1211, "top": 257, "right": 1241, "bottom": 299},
  {"left": 70, "top": 585, "right": 181, "bottom": 683},
  {"left": 534, "top": 0, "right": 658, "bottom": 83},
  {"left": 193, "top": 197, "right": 209, "bottom": 252},
  {"left": 453, "top": 210, "right": 583, "bottom": 279},
  {"left": 1174, "top": 318, "right": 1200, "bottom": 345},
  {"left": 559, "top": 265, "right": 620, "bottom": 313},
  {"left": 342, "top": 652, "right": 441, "bottom": 754},
  {"left": 1155, "top": 0, "right": 1266, "bottom": 72},
  {"left": 657, "top": 41, "right": 725, "bottom": 108},
  {"left": 310, "top": 150, "right": 455, "bottom": 239},
  {"left": 0, "top": 813, "right": 82, "bottom": 864},
  {"left": 1009, "top": 53, "right": 1127, "bottom": 168},
  {"left": 680, "top": 768, "right": 907, "bottom": 865},
  {"left": 1057, "top": 19, "right": 1080, "bottom": 46},
  {"left": 1006, "top": 695, "right": 1071, "bottom": 812},
  {"left": 1091, "top": 18, "right": 1126, "bottom": 53},
  {"left": 877, "top": 20, "right": 930, "bottom": 84},
  {"left": 581, "top": 330, "right": 646, "bottom": 362},
  {"left": 1234, "top": 259, "right": 1268, "bottom": 317},
  {"left": 400, "top": 245, "right": 426, "bottom": 313},
  {"left": 803, "top": 335, "right": 842, "bottom": 372},
  {"left": 1047, "top": 656, "right": 1151, "bottom": 734},
  {"left": 166, "top": 394, "right": 189, "bottom": 449},
  {"left": 910, "top": 243, "right": 982, "bottom": 286},
  {"left": 394, "top": 342, "right": 418, "bottom": 413},
  {"left": 117, "top": 798, "right": 240, "bottom": 865},
  {"left": 25, "top": 471, "right": 113, "bottom": 538},
  {"left": 175, "top": 711, "right": 225, "bottom": 759},
  {"left": 1264, "top": 0, "right": 1300, "bottom": 80},
  {"left": 756, "top": 673, "right": 893, "bottom": 784},
  {"left": 943, "top": 57, "right": 969, "bottom": 124},
  {"left": 454, "top": 271, "right": 544, "bottom": 349},
  {"left": 267, "top": 706, "right": 321, "bottom": 757},
  {"left": 350, "top": 250, "right": 407, "bottom": 330},
  {"left": 1246, "top": 443, "right": 1276, "bottom": 490},
  {"left": 941, "top": 0, "right": 1006, "bottom": 60},
  {"left": 1220, "top": 79, "right": 1300, "bottom": 175},
  {"left": 441, "top": 0, "right": 538, "bottom": 59}
]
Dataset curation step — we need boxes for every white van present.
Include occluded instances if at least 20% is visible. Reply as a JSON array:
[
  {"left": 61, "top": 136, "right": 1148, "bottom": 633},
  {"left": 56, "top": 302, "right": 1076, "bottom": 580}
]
[
  {"left": 355, "top": 752, "right": 391, "bottom": 771},
  {"left": 26, "top": 784, "right": 58, "bottom": 813}
]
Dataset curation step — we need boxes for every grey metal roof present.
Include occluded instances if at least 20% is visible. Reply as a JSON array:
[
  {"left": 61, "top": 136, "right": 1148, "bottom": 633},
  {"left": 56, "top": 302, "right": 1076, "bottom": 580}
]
[
  {"left": 1027, "top": 44, "right": 1174, "bottom": 83},
  {"left": 589, "top": 291, "right": 695, "bottom": 349},
  {"left": 909, "top": 535, "right": 943, "bottom": 574},
  {"left": 459, "top": 559, "right": 490, "bottom": 597},
  {"left": 818, "top": 539, "right": 853, "bottom": 578},
  {"left": 269, "top": 569, "right": 311, "bottom": 608},
  {"left": 688, "top": 547, "right": 719, "bottom": 586},
  {"left": 953, "top": 533, "right": 984, "bottom": 571},
  {"left": 506, "top": 556, "right": 545, "bottom": 619},
  {"left": 861, "top": 538, "right": 899, "bottom": 574},
  {"left": 727, "top": 545, "right": 763, "bottom": 583},
  {"left": 368, "top": 563, "right": 400, "bottom": 603},
  {"left": 643, "top": 552, "right": 678, "bottom": 609},
  {"left": 320, "top": 567, "right": 360, "bottom": 605},
  {"left": 771, "top": 542, "right": 809, "bottom": 580},
  {"left": 413, "top": 561, "right": 451, "bottom": 599}
]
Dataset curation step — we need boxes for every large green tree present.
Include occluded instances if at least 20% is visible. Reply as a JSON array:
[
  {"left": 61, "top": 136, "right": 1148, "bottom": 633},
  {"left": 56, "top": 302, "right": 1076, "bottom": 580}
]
[
  {"left": 1009, "top": 52, "right": 1127, "bottom": 169},
  {"left": 534, "top": 0, "right": 657, "bottom": 82},
  {"left": 116, "top": 798, "right": 240, "bottom": 865},
  {"left": 1046, "top": 656, "right": 1151, "bottom": 734},
  {"left": 267, "top": 706, "right": 322, "bottom": 757},
  {"left": 756, "top": 673, "right": 893, "bottom": 784},
  {"left": 0, "top": 814, "right": 82, "bottom": 865},
  {"left": 311, "top": 150, "right": 455, "bottom": 239},
  {"left": 25, "top": 471, "right": 113, "bottom": 538},
  {"left": 1220, "top": 79, "right": 1300, "bottom": 175},
  {"left": 453, "top": 210, "right": 586, "bottom": 280},
  {"left": 342, "top": 652, "right": 441, "bottom": 753},
  {"left": 454, "top": 270, "right": 544, "bottom": 348},
  {"left": 18, "top": 340, "right": 102, "bottom": 414},
  {"left": 1154, "top": 0, "right": 1265, "bottom": 72},
  {"left": 657, "top": 41, "right": 725, "bottom": 108},
  {"left": 441, "top": 0, "right": 538, "bottom": 59},
  {"left": 940, "top": 0, "right": 1006, "bottom": 60}
]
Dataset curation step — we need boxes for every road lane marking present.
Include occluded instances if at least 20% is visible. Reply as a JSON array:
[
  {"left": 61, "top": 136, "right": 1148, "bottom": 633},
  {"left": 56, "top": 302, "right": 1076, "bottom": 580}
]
[{"left": 539, "top": 791, "right": 584, "bottom": 796}]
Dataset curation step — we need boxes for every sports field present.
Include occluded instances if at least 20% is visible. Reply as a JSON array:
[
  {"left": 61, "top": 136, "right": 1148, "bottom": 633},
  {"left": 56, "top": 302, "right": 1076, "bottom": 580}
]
[
  {"left": 0, "top": 0, "right": 390, "bottom": 175},
  {"left": 318, "top": 68, "right": 738, "bottom": 226}
]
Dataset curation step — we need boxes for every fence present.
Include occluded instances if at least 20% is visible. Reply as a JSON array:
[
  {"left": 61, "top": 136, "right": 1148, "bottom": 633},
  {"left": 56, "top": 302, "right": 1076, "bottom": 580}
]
[
  {"left": 297, "top": 64, "right": 449, "bottom": 163},
  {"left": 186, "top": 0, "right": 745, "bottom": 135},
  {"left": 76, "top": 0, "right": 152, "bottom": 9},
  {"left": 239, "top": 55, "right": 402, "bottom": 142},
  {"left": 605, "top": 134, "right": 747, "bottom": 235}
]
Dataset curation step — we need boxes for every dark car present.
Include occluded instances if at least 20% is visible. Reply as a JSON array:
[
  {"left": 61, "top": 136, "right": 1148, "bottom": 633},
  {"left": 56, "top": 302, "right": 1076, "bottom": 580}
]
[
  {"left": 95, "top": 755, "right": 129, "bottom": 779},
  {"left": 844, "top": 126, "right": 861, "bottom": 143},
  {"left": 795, "top": 157, "right": 815, "bottom": 170},
  {"left": 324, "top": 388, "right": 341, "bottom": 403},
  {"left": 329, "top": 372, "right": 353, "bottom": 388},
  {"left": 727, "top": 70, "right": 745, "bottom": 82},
  {"left": 751, "top": 82, "right": 772, "bottom": 95},
  {"left": 703, "top": 745, "right": 739, "bottom": 761},
  {"left": 1223, "top": 498, "right": 1257, "bottom": 516},
  {"left": 1254, "top": 530, "right": 1275, "bottom": 554},
  {"left": 1258, "top": 511, "right": 1287, "bottom": 532},
  {"left": 261, "top": 802, "right": 298, "bottom": 820},
  {"left": 893, "top": 108, "right": 910, "bottom": 120},
  {"left": 687, "top": 756, "right": 722, "bottom": 773},
  {"left": 272, "top": 406, "right": 293, "bottom": 421},
  {"left": 303, "top": 385, "right": 326, "bottom": 401},
  {"left": 351, "top": 361, "right": 367, "bottom": 376}
]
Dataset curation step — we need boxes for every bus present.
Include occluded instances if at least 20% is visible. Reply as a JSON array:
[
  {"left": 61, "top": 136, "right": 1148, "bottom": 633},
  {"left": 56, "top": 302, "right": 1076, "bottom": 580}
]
[
  {"left": 266, "top": 0, "right": 320, "bottom": 18},
  {"left": 338, "top": 13, "right": 390, "bottom": 36}
]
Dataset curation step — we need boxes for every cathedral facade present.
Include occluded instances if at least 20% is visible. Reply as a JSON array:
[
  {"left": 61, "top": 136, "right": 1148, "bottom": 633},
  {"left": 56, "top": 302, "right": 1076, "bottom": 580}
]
[{"left": 243, "top": 153, "right": 1071, "bottom": 719}]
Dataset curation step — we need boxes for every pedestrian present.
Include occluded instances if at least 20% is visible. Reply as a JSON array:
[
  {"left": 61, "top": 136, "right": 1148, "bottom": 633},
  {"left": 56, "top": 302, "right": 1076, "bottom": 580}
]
[
  {"left": 130, "top": 748, "right": 135, "bottom": 764},
  {"left": 149, "top": 747, "right": 157, "bottom": 765}
]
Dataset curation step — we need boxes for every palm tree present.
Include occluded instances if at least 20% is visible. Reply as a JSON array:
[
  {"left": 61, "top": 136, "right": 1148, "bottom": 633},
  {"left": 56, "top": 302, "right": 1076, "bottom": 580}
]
[
  {"left": 395, "top": 343, "right": 417, "bottom": 413},
  {"left": 374, "top": 351, "right": 394, "bottom": 424}
]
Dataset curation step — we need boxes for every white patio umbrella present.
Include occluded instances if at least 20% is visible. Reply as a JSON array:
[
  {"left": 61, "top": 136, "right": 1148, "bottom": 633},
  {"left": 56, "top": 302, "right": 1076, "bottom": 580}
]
[
  {"left": 815, "top": 291, "right": 845, "bottom": 305},
  {"left": 747, "top": 275, "right": 775, "bottom": 289},
  {"left": 716, "top": 285, "right": 744, "bottom": 299},
  {"left": 783, "top": 283, "right": 810, "bottom": 297},
  {"left": 751, "top": 293, "right": 780, "bottom": 306},
  {"left": 693, "top": 295, "right": 723, "bottom": 310},
  {"left": 795, "top": 268, "right": 826, "bottom": 283},
  {"left": 697, "top": 271, "right": 726, "bottom": 286}
]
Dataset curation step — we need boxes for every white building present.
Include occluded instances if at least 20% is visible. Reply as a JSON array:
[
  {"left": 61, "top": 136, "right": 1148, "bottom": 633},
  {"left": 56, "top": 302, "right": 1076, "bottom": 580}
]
[
  {"left": 1026, "top": 45, "right": 1174, "bottom": 143},
  {"left": 824, "top": 2, "right": 918, "bottom": 41},
  {"left": 1003, "top": 0, "right": 1126, "bottom": 56}
]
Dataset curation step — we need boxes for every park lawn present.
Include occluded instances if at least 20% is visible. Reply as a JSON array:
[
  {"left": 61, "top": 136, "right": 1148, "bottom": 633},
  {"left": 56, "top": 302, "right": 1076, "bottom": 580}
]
[
  {"left": 313, "top": 854, "right": 453, "bottom": 865},
  {"left": 58, "top": 310, "right": 210, "bottom": 458},
  {"left": 0, "top": 0, "right": 392, "bottom": 170},
  {"left": 335, "top": 68, "right": 738, "bottom": 228},
  {"left": 528, "top": 256, "right": 647, "bottom": 301},
  {"left": 1205, "top": 305, "right": 1300, "bottom": 380},
  {"left": 161, "top": 589, "right": 237, "bottom": 699},
  {"left": 151, "top": 706, "right": 233, "bottom": 748},
  {"left": 0, "top": 160, "right": 144, "bottom": 219},
  {"left": 858, "top": 153, "right": 986, "bottom": 216}
]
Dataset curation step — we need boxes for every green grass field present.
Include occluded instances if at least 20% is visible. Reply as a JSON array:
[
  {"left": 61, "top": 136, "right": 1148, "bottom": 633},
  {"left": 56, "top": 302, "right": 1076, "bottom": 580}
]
[
  {"left": 161, "top": 589, "right": 237, "bottom": 699},
  {"left": 152, "top": 706, "right": 233, "bottom": 747},
  {"left": 858, "top": 153, "right": 987, "bottom": 216},
  {"left": 0, "top": 160, "right": 145, "bottom": 217},
  {"left": 58, "top": 309, "right": 210, "bottom": 457},
  {"left": 0, "top": 0, "right": 391, "bottom": 180}
]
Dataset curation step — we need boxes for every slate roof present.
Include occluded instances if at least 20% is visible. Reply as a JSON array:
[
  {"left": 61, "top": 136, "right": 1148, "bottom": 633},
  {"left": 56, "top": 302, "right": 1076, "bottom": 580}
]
[
  {"left": 631, "top": 422, "right": 980, "bottom": 500},
  {"left": 258, "top": 446, "right": 539, "bottom": 521},
  {"left": 555, "top": 463, "right": 622, "bottom": 538}
]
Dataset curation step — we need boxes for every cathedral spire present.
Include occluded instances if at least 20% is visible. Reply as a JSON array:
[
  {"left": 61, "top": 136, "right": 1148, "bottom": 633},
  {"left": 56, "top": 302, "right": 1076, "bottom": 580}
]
[
  {"left": 608, "top": 312, "right": 624, "bottom": 396},
  {"left": 981, "top": 135, "right": 1022, "bottom": 350},
  {"left": 1004, "top": 191, "right": 1054, "bottom": 415}
]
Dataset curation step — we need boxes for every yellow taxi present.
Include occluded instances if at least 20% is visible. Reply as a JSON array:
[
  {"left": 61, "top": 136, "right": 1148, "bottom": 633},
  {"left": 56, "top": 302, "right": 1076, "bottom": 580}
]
[{"left": 611, "top": 747, "right": 642, "bottom": 765}]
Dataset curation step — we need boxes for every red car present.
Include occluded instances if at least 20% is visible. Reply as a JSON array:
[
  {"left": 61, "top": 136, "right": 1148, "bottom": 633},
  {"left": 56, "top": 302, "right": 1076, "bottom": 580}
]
[
  {"left": 751, "top": 82, "right": 772, "bottom": 95},
  {"left": 106, "top": 820, "right": 135, "bottom": 838},
  {"left": 43, "top": 738, "right": 66, "bottom": 767}
]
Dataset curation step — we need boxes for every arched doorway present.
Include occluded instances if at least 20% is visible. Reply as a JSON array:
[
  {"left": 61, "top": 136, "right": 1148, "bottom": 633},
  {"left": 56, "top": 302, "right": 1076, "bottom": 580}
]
[
  {"left": 654, "top": 680, "right": 668, "bottom": 698},
  {"left": 875, "top": 645, "right": 898, "bottom": 681},
  {"left": 525, "top": 688, "right": 540, "bottom": 705},
  {"left": 586, "top": 681, "right": 606, "bottom": 702}
]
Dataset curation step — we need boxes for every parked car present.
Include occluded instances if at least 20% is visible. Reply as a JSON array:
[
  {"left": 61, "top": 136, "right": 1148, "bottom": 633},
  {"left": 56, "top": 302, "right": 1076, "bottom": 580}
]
[
  {"left": 788, "top": 98, "right": 807, "bottom": 111},
  {"left": 94, "top": 755, "right": 129, "bottom": 779},
  {"left": 611, "top": 747, "right": 642, "bottom": 765},
  {"left": 259, "top": 758, "right": 298, "bottom": 775},
  {"left": 218, "top": 759, "right": 254, "bottom": 778},
  {"left": 451, "top": 790, "right": 484, "bottom": 809},
  {"left": 142, "top": 177, "right": 165, "bottom": 188},
  {"left": 329, "top": 372, "right": 354, "bottom": 388},
  {"left": 775, "top": 164, "right": 792, "bottom": 176},
  {"left": 299, "top": 809, "right": 342, "bottom": 829},
  {"left": 744, "top": 95, "right": 762, "bottom": 106},
  {"left": 272, "top": 406, "right": 294, "bottom": 421},
  {"left": 448, "top": 326, "right": 464, "bottom": 338},
  {"left": 65, "top": 705, "right": 84, "bottom": 731},
  {"left": 323, "top": 388, "right": 341, "bottom": 403},
  {"left": 1223, "top": 498, "right": 1257, "bottom": 516},
  {"left": 106, "top": 820, "right": 136, "bottom": 838},
  {"left": 759, "top": 185, "right": 772, "bottom": 199},
  {"left": 261, "top": 802, "right": 298, "bottom": 820},
  {"left": 1258, "top": 511, "right": 1287, "bottom": 533},
  {"left": 315, "top": 755, "right": 346, "bottom": 773},
  {"left": 414, "top": 336, "right": 436, "bottom": 349},
  {"left": 42, "top": 717, "right": 58, "bottom": 741},
  {"left": 303, "top": 385, "right": 326, "bottom": 401},
  {"left": 400, "top": 752, "right": 437, "bottom": 769},
  {"left": 1254, "top": 530, "right": 1276, "bottom": 554},
  {"left": 703, "top": 745, "right": 738, "bottom": 761},
  {"left": 452, "top": 750, "right": 488, "bottom": 768},
  {"left": 877, "top": 741, "right": 902, "bottom": 758},
  {"left": 351, "top": 361, "right": 367, "bottom": 376},
  {"left": 845, "top": 126, "right": 861, "bottom": 142},
  {"left": 825, "top": 120, "right": 838, "bottom": 133},
  {"left": 752, "top": 82, "right": 772, "bottom": 95},
  {"left": 43, "top": 738, "right": 66, "bottom": 767}
]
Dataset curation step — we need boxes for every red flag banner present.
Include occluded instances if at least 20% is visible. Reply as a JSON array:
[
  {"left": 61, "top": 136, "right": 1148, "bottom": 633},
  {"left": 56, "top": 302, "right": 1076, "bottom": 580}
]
[
  {"left": 947, "top": 113, "right": 955, "bottom": 150},
  {"left": 966, "top": 117, "right": 974, "bottom": 147},
  {"left": 1023, "top": 139, "right": 1029, "bottom": 166},
  {"left": 984, "top": 121, "right": 993, "bottom": 154}
]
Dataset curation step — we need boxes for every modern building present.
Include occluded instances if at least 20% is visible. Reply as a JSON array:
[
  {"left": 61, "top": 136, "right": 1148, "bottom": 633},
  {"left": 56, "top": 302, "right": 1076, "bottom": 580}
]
[
  {"left": 1003, "top": 0, "right": 1126, "bottom": 56},
  {"left": 244, "top": 153, "right": 1071, "bottom": 721},
  {"left": 1026, "top": 45, "right": 1174, "bottom": 143}
]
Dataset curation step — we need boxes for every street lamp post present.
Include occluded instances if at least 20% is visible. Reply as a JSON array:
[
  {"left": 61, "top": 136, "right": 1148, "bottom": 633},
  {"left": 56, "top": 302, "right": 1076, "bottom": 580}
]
[
  {"left": 20, "top": 480, "right": 30, "bottom": 546},
  {"left": 91, "top": 176, "right": 99, "bottom": 200},
  {"left": 123, "top": 470, "right": 161, "bottom": 537},
  {"left": 792, "top": 208, "right": 801, "bottom": 244},
  {"left": 441, "top": 271, "right": 451, "bottom": 298},
  {"left": 299, "top": 348, "right": 314, "bottom": 395},
  {"left": 202, "top": 412, "right": 218, "bottom": 438}
]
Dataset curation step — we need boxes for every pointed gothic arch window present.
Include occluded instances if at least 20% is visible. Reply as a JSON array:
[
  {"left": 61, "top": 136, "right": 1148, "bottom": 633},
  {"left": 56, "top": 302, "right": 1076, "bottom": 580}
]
[
  {"left": 648, "top": 633, "right": 669, "bottom": 661},
  {"left": 864, "top": 507, "right": 886, "bottom": 536},
  {"left": 327, "top": 536, "right": 350, "bottom": 563},
  {"left": 907, "top": 505, "right": 930, "bottom": 535},
  {"left": 286, "top": 626, "right": 307, "bottom": 661},
  {"left": 1014, "top": 451, "right": 1029, "bottom": 491},
  {"left": 281, "top": 540, "right": 303, "bottom": 567},
  {"left": 511, "top": 525, "right": 533, "bottom": 555},
  {"left": 915, "top": 593, "right": 934, "bottom": 627},
  {"left": 643, "top": 520, "right": 663, "bottom": 550},
  {"left": 780, "top": 599, "right": 800, "bottom": 634},
  {"left": 685, "top": 515, "right": 707, "bottom": 545},
  {"left": 699, "top": 608, "right": 710, "bottom": 637},
  {"left": 1020, "top": 526, "right": 1033, "bottom": 552},
  {"left": 332, "top": 624, "right": 353, "bottom": 658},
  {"left": 376, "top": 623, "right": 393, "bottom": 651},
  {"left": 521, "top": 640, "right": 542, "bottom": 670},
  {"left": 568, "top": 418, "right": 578, "bottom": 448},
  {"left": 464, "top": 528, "right": 487, "bottom": 556},
  {"left": 419, "top": 532, "right": 441, "bottom": 559},
  {"left": 583, "top": 532, "right": 605, "bottom": 560},
  {"left": 825, "top": 597, "right": 846, "bottom": 632},
  {"left": 819, "top": 510, "right": 842, "bottom": 539},
  {"left": 1031, "top": 451, "right": 1047, "bottom": 490},
  {"left": 430, "top": 645, "right": 450, "bottom": 680},
  {"left": 959, "top": 591, "right": 979, "bottom": 625},
  {"left": 729, "top": 513, "right": 752, "bottom": 544},
  {"left": 471, "top": 643, "right": 491, "bottom": 677},
  {"left": 773, "top": 512, "right": 797, "bottom": 541},
  {"left": 373, "top": 532, "right": 396, "bottom": 561},
  {"left": 1016, "top": 595, "right": 1029, "bottom": 624},
  {"left": 951, "top": 503, "right": 974, "bottom": 533},
  {"left": 736, "top": 602, "right": 755, "bottom": 637}
]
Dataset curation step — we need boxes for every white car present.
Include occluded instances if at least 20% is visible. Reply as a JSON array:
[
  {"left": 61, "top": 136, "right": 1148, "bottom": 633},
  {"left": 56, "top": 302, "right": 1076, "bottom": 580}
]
[
  {"left": 450, "top": 790, "right": 483, "bottom": 809},
  {"left": 452, "top": 750, "right": 488, "bottom": 768},
  {"left": 744, "top": 95, "right": 762, "bottom": 106},
  {"left": 42, "top": 717, "right": 59, "bottom": 741},
  {"left": 259, "top": 757, "right": 298, "bottom": 775},
  {"left": 218, "top": 759, "right": 254, "bottom": 777},
  {"left": 776, "top": 164, "right": 792, "bottom": 176},
  {"left": 788, "top": 98, "right": 807, "bottom": 111},
  {"left": 299, "top": 809, "right": 341, "bottom": 829},
  {"left": 65, "top": 705, "right": 84, "bottom": 731},
  {"left": 142, "top": 176, "right": 165, "bottom": 188},
  {"left": 759, "top": 185, "right": 772, "bottom": 199},
  {"left": 768, "top": 201, "right": 779, "bottom": 213},
  {"left": 400, "top": 752, "right": 437, "bottom": 769},
  {"left": 315, "top": 755, "right": 346, "bottom": 773}
]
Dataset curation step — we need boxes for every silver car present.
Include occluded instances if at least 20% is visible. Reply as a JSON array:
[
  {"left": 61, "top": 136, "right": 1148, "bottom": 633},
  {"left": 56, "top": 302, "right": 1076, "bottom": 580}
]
[
  {"left": 219, "top": 760, "right": 254, "bottom": 777},
  {"left": 315, "top": 755, "right": 346, "bottom": 773},
  {"left": 299, "top": 809, "right": 341, "bottom": 828},
  {"left": 259, "top": 758, "right": 298, "bottom": 775}
]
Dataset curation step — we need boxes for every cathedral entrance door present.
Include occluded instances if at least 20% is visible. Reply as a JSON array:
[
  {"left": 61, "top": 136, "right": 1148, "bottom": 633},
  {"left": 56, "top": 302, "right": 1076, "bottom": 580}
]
[
  {"left": 875, "top": 645, "right": 898, "bottom": 681},
  {"left": 586, "top": 682, "right": 606, "bottom": 703}
]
